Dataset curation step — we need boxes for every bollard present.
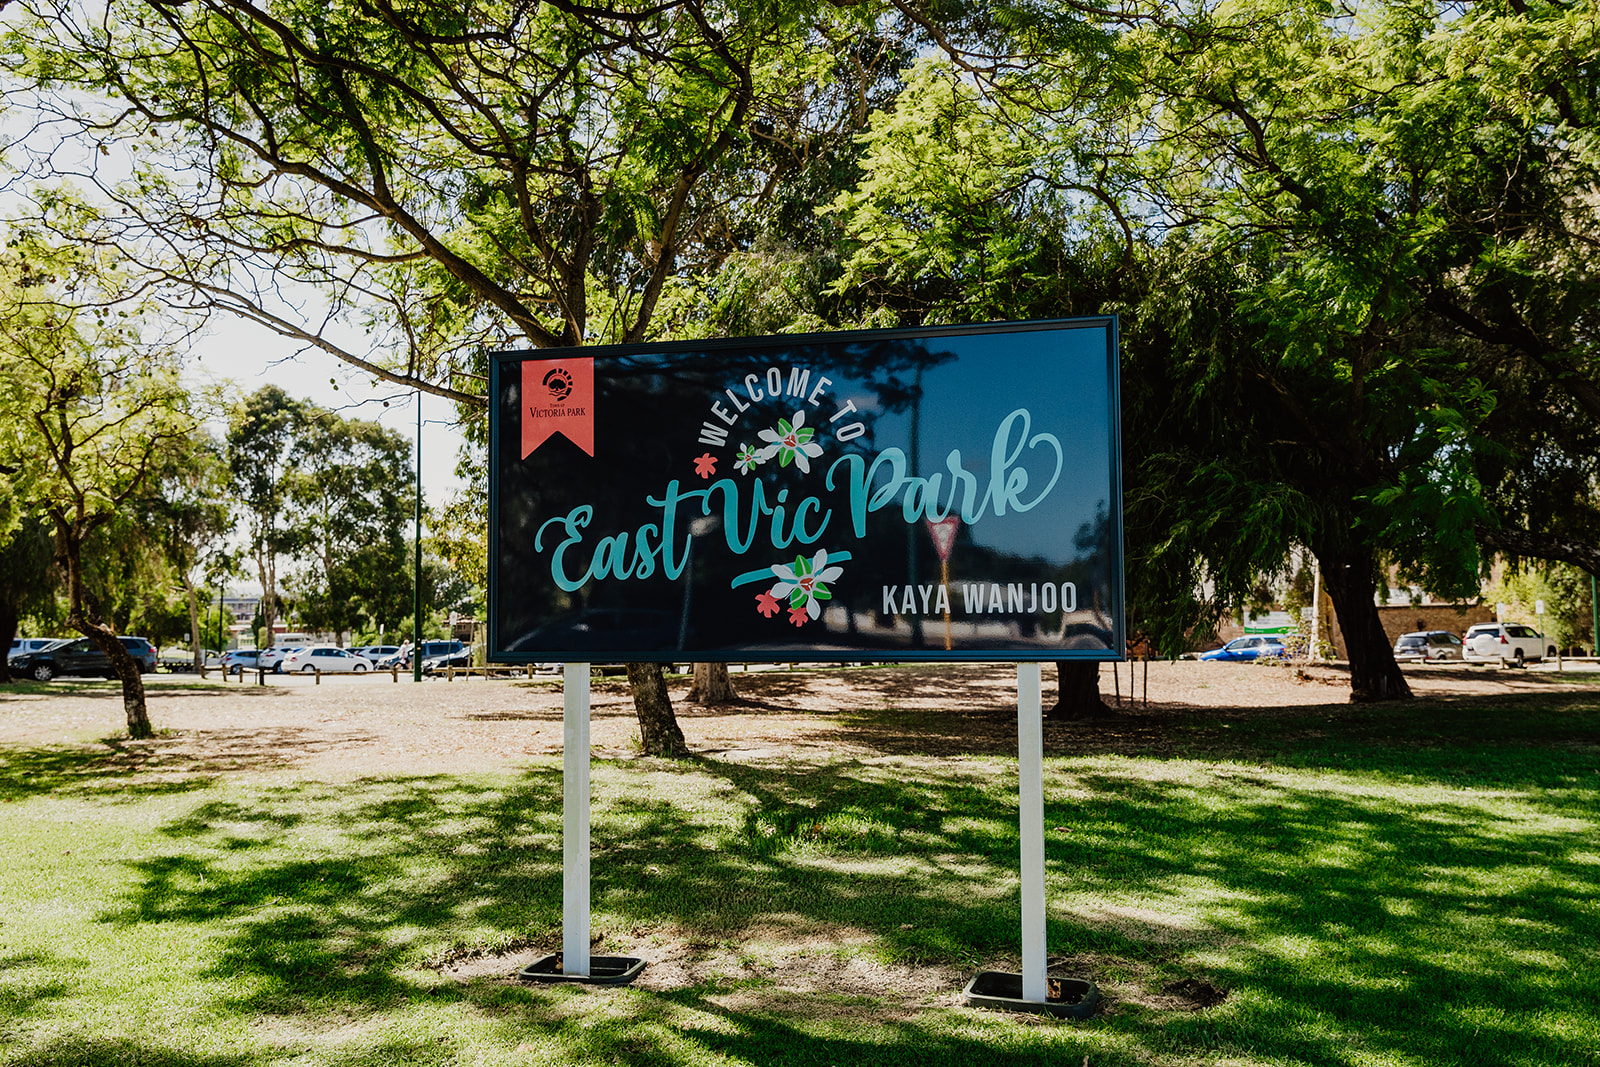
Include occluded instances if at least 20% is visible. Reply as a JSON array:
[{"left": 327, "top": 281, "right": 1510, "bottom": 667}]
[
  {"left": 314, "top": 667, "right": 321, "bottom": 685},
  {"left": 391, "top": 665, "right": 399, "bottom": 683}
]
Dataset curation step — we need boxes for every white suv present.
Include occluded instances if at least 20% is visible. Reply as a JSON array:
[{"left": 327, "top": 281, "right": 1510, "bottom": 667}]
[{"left": 1462, "top": 623, "right": 1545, "bottom": 666}]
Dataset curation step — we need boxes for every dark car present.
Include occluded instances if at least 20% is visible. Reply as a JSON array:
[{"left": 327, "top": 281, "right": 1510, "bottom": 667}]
[
  {"left": 11, "top": 635, "right": 156, "bottom": 681},
  {"left": 420, "top": 647, "right": 474, "bottom": 674},
  {"left": 118, "top": 637, "right": 157, "bottom": 673},
  {"left": 397, "top": 640, "right": 465, "bottom": 669}
]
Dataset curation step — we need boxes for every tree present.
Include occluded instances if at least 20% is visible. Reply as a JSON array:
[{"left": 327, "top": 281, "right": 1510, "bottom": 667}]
[
  {"left": 1107, "top": 0, "right": 1599, "bottom": 697},
  {"left": 0, "top": 516, "right": 58, "bottom": 685},
  {"left": 0, "top": 212, "right": 202, "bottom": 737},
  {"left": 5, "top": 0, "right": 912, "bottom": 746},
  {"left": 226, "top": 387, "right": 306, "bottom": 644},
  {"left": 285, "top": 410, "right": 412, "bottom": 644},
  {"left": 835, "top": 0, "right": 1600, "bottom": 701},
  {"left": 147, "top": 430, "right": 234, "bottom": 670}
]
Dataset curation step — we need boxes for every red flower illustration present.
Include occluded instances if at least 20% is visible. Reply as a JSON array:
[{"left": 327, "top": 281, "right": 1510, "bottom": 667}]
[
  {"left": 693, "top": 453, "right": 718, "bottom": 479},
  {"left": 755, "top": 592, "right": 781, "bottom": 618},
  {"left": 788, "top": 606, "right": 809, "bottom": 627}
]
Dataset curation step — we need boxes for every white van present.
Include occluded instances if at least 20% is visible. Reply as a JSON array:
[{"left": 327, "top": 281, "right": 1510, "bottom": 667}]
[{"left": 9, "top": 637, "right": 62, "bottom": 662}]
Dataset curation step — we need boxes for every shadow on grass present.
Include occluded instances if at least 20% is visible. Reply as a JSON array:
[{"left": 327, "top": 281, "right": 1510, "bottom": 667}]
[
  {"left": 0, "top": 745, "right": 218, "bottom": 800},
  {"left": 2, "top": 1041, "right": 256, "bottom": 1067},
  {"left": 0, "top": 678, "right": 238, "bottom": 699},
  {"left": 0, "top": 683, "right": 1587, "bottom": 1065},
  {"left": 63, "top": 702, "right": 1595, "bottom": 1066}
]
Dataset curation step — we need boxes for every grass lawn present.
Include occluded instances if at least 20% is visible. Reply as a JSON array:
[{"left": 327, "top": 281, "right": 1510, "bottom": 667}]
[{"left": 0, "top": 680, "right": 1597, "bottom": 1066}]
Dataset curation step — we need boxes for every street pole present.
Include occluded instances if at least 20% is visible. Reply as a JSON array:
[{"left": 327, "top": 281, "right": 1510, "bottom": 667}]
[
  {"left": 413, "top": 390, "right": 424, "bottom": 684},
  {"left": 1592, "top": 572, "right": 1598, "bottom": 657}
]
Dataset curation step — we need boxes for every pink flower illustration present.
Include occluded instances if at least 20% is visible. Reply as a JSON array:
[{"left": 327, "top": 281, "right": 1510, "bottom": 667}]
[
  {"left": 754, "top": 592, "right": 781, "bottom": 618},
  {"left": 693, "top": 453, "right": 718, "bottom": 478},
  {"left": 788, "top": 606, "right": 809, "bottom": 627}
]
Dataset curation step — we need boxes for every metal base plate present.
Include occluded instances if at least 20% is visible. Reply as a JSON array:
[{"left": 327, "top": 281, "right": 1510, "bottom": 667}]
[
  {"left": 517, "top": 953, "right": 647, "bottom": 986},
  {"left": 961, "top": 971, "right": 1099, "bottom": 1019}
]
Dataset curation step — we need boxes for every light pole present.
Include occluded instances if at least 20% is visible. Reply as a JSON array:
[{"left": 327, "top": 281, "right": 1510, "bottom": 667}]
[{"left": 413, "top": 390, "right": 424, "bottom": 683}]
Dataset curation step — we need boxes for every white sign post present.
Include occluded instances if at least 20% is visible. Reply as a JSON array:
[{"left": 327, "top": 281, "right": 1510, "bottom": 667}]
[
  {"left": 563, "top": 662, "right": 591, "bottom": 978},
  {"left": 1017, "top": 663, "right": 1047, "bottom": 1003}
]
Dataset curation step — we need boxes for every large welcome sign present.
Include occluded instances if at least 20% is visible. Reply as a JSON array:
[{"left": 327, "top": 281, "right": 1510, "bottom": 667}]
[{"left": 488, "top": 318, "right": 1123, "bottom": 663}]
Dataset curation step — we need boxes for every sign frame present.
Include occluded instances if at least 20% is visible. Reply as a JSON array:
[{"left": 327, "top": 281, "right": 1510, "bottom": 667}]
[{"left": 487, "top": 317, "right": 1124, "bottom": 664}]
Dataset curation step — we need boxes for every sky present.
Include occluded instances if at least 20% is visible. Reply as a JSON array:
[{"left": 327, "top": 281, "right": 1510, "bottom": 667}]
[{"left": 187, "top": 314, "right": 470, "bottom": 507}]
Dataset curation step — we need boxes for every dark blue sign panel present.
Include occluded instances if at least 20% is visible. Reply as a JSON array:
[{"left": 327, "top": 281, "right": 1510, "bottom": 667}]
[{"left": 488, "top": 318, "right": 1123, "bottom": 663}]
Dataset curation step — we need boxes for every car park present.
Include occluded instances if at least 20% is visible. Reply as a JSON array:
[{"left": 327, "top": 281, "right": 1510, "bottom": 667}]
[
  {"left": 280, "top": 645, "right": 374, "bottom": 673},
  {"left": 1392, "top": 630, "right": 1464, "bottom": 662},
  {"left": 8, "top": 635, "right": 155, "bottom": 680},
  {"left": 1462, "top": 623, "right": 1545, "bottom": 666},
  {"left": 1198, "top": 635, "right": 1290, "bottom": 662}
]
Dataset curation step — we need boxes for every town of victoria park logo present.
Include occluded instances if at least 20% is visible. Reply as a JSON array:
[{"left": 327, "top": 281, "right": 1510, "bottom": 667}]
[
  {"left": 521, "top": 358, "right": 595, "bottom": 458},
  {"left": 692, "top": 365, "right": 868, "bottom": 631},
  {"left": 542, "top": 366, "right": 574, "bottom": 403}
]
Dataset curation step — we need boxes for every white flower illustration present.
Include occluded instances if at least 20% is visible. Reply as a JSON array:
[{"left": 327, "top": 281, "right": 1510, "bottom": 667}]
[
  {"left": 756, "top": 410, "right": 825, "bottom": 474},
  {"left": 768, "top": 548, "right": 844, "bottom": 621}
]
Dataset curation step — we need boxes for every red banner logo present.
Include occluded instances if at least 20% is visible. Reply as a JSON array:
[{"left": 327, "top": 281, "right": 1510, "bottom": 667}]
[{"left": 522, "top": 358, "right": 595, "bottom": 458}]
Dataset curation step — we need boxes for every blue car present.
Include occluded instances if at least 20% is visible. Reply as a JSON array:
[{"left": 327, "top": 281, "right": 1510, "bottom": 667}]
[{"left": 1199, "top": 635, "right": 1289, "bottom": 661}]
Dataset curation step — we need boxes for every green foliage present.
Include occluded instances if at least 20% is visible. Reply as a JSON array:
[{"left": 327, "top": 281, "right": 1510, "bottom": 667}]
[
  {"left": 3, "top": 0, "right": 902, "bottom": 401},
  {"left": 228, "top": 387, "right": 417, "bottom": 641}
]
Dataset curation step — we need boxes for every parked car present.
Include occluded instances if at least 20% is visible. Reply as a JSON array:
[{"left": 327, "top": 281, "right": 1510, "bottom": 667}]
[
  {"left": 158, "top": 647, "right": 224, "bottom": 672},
  {"left": 1392, "top": 630, "right": 1465, "bottom": 662},
  {"left": 8, "top": 637, "right": 63, "bottom": 662},
  {"left": 257, "top": 646, "right": 299, "bottom": 673},
  {"left": 394, "top": 640, "right": 465, "bottom": 669},
  {"left": 1199, "top": 635, "right": 1290, "bottom": 662},
  {"left": 280, "top": 645, "right": 374, "bottom": 673},
  {"left": 1462, "top": 623, "right": 1545, "bottom": 666},
  {"left": 8, "top": 635, "right": 155, "bottom": 681},
  {"left": 117, "top": 637, "right": 157, "bottom": 673},
  {"left": 420, "top": 647, "right": 474, "bottom": 674},
  {"left": 371, "top": 647, "right": 407, "bottom": 669},
  {"left": 356, "top": 645, "right": 400, "bottom": 665},
  {"left": 221, "top": 649, "right": 264, "bottom": 674}
]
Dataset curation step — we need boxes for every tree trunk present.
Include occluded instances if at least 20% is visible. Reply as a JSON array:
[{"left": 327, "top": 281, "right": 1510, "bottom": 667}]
[
  {"left": 55, "top": 520, "right": 154, "bottom": 738},
  {"left": 1046, "top": 660, "right": 1113, "bottom": 719},
  {"left": 686, "top": 662, "right": 739, "bottom": 704},
  {"left": 0, "top": 600, "right": 17, "bottom": 684},
  {"left": 626, "top": 662, "right": 687, "bottom": 757},
  {"left": 80, "top": 620, "right": 153, "bottom": 739},
  {"left": 1317, "top": 543, "right": 1411, "bottom": 702},
  {"left": 184, "top": 574, "right": 203, "bottom": 673}
]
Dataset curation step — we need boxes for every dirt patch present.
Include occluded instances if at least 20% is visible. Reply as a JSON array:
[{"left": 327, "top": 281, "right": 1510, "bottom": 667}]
[
  {"left": 440, "top": 931, "right": 970, "bottom": 1015},
  {"left": 3, "top": 660, "right": 1595, "bottom": 779}
]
